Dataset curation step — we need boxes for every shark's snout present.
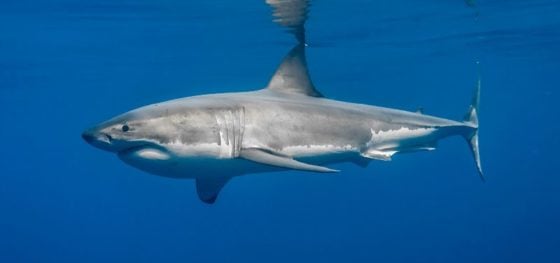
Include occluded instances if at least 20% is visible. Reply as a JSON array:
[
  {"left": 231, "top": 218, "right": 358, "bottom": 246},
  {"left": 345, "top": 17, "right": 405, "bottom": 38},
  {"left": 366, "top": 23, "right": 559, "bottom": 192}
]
[
  {"left": 82, "top": 128, "right": 115, "bottom": 152},
  {"left": 81, "top": 131, "right": 96, "bottom": 143},
  {"left": 82, "top": 130, "right": 107, "bottom": 143}
]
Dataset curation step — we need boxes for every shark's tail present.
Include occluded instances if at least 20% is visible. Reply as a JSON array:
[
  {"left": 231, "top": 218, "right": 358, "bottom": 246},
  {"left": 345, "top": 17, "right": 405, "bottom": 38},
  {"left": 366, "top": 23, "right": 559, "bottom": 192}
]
[{"left": 463, "top": 67, "right": 483, "bottom": 181}]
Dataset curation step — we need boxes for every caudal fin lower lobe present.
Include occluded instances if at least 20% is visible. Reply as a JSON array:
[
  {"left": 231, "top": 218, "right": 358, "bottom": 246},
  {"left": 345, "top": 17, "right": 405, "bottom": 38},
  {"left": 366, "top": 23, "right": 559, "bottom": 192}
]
[{"left": 463, "top": 71, "right": 483, "bottom": 181}]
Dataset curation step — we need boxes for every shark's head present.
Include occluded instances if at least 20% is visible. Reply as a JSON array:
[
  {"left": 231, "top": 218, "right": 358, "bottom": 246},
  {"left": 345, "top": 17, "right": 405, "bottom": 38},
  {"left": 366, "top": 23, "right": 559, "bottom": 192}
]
[
  {"left": 83, "top": 109, "right": 154, "bottom": 153},
  {"left": 82, "top": 103, "right": 187, "bottom": 175},
  {"left": 82, "top": 98, "right": 238, "bottom": 178}
]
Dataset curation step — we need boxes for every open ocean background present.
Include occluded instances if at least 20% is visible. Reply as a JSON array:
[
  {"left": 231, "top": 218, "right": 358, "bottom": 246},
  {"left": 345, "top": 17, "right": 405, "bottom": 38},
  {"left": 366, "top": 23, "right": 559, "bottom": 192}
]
[{"left": 1, "top": 0, "right": 559, "bottom": 262}]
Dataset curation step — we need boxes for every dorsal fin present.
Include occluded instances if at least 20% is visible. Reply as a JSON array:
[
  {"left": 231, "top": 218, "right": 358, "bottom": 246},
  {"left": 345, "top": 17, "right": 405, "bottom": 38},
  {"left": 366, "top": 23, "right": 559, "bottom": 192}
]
[{"left": 266, "top": 44, "right": 323, "bottom": 97}]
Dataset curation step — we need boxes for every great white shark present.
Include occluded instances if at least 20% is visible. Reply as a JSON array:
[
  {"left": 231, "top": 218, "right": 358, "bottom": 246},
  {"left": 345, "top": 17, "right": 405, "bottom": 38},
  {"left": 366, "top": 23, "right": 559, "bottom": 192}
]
[{"left": 82, "top": 43, "right": 482, "bottom": 203}]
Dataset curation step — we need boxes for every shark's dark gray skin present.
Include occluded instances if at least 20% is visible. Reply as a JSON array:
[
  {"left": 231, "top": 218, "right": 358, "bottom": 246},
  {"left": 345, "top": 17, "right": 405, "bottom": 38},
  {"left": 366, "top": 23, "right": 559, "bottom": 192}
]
[{"left": 82, "top": 43, "right": 482, "bottom": 204}]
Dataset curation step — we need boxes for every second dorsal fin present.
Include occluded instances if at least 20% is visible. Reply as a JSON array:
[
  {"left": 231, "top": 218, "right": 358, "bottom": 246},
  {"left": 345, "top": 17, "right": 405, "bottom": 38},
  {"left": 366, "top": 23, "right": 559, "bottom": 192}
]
[{"left": 266, "top": 44, "right": 323, "bottom": 97}]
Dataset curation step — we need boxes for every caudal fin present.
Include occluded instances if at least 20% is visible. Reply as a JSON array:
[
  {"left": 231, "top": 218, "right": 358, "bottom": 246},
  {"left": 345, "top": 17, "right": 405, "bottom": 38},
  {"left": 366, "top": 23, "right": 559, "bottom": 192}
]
[{"left": 463, "top": 65, "right": 484, "bottom": 181}]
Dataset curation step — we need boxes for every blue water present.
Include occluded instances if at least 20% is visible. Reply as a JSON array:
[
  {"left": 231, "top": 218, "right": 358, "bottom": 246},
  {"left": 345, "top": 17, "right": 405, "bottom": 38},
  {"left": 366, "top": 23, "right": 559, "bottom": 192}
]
[{"left": 1, "top": 0, "right": 559, "bottom": 262}]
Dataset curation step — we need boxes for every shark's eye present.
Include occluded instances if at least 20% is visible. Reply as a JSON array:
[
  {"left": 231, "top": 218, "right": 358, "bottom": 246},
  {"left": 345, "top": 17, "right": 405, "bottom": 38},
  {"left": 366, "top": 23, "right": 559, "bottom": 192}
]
[{"left": 122, "top": 125, "right": 130, "bottom": 132}]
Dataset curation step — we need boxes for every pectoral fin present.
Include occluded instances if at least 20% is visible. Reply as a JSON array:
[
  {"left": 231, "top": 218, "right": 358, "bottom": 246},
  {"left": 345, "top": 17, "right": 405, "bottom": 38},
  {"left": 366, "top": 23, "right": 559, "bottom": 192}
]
[
  {"left": 240, "top": 148, "right": 338, "bottom": 173},
  {"left": 195, "top": 176, "right": 231, "bottom": 204}
]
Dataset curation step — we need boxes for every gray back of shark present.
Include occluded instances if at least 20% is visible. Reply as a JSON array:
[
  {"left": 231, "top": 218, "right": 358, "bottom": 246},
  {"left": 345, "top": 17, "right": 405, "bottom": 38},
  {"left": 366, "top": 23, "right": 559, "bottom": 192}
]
[{"left": 82, "top": 1, "right": 483, "bottom": 204}]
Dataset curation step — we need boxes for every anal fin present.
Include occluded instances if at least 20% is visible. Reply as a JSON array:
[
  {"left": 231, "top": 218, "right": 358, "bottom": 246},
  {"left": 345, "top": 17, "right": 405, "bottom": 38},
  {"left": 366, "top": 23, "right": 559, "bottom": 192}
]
[
  {"left": 411, "top": 146, "right": 436, "bottom": 152},
  {"left": 240, "top": 148, "right": 338, "bottom": 173}
]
